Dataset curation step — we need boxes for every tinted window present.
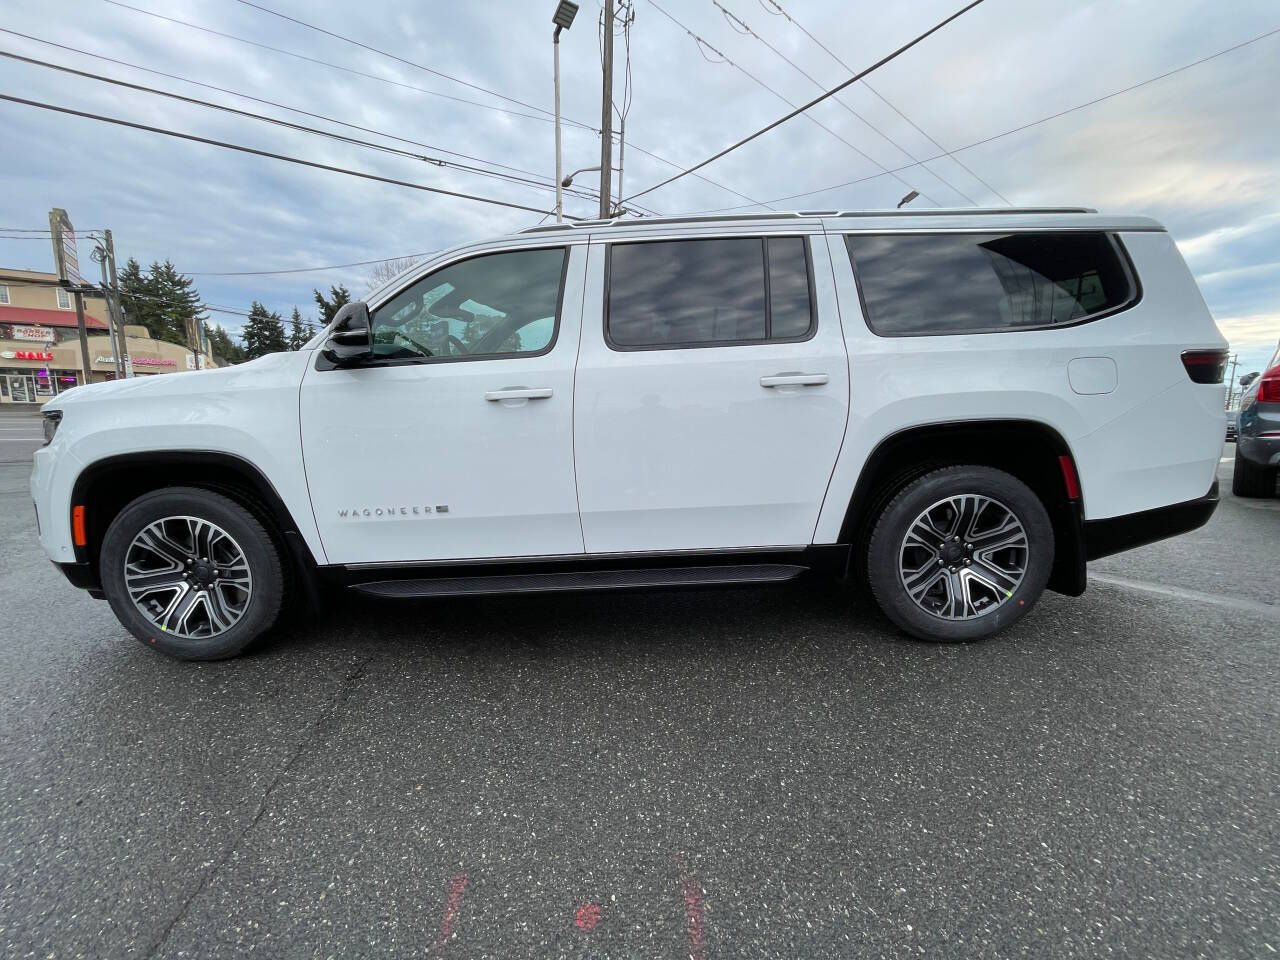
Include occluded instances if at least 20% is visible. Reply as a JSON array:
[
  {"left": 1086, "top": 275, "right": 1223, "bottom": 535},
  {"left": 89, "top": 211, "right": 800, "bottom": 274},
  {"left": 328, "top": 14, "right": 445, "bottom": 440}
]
[
  {"left": 845, "top": 232, "right": 1135, "bottom": 336},
  {"left": 371, "top": 247, "right": 565, "bottom": 360},
  {"left": 767, "top": 237, "right": 813, "bottom": 338},
  {"left": 607, "top": 236, "right": 813, "bottom": 348}
]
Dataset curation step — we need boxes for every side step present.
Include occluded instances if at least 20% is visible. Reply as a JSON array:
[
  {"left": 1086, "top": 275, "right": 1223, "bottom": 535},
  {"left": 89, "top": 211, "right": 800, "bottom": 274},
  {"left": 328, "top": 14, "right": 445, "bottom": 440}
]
[{"left": 349, "top": 564, "right": 806, "bottom": 599}]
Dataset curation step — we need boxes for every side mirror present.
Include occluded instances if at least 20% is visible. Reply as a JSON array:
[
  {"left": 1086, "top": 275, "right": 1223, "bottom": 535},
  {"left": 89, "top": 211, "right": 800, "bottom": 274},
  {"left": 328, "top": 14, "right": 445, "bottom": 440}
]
[
  {"left": 1239, "top": 371, "right": 1259, "bottom": 388},
  {"left": 322, "top": 301, "right": 372, "bottom": 365}
]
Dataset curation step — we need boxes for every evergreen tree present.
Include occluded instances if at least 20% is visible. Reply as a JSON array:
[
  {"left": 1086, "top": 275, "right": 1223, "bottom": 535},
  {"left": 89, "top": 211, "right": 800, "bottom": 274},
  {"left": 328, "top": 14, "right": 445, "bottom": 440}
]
[
  {"left": 287, "top": 307, "right": 309, "bottom": 351},
  {"left": 203, "top": 321, "right": 246, "bottom": 365},
  {"left": 117, "top": 257, "right": 207, "bottom": 347},
  {"left": 241, "top": 302, "right": 288, "bottom": 359},
  {"left": 313, "top": 284, "right": 351, "bottom": 325}
]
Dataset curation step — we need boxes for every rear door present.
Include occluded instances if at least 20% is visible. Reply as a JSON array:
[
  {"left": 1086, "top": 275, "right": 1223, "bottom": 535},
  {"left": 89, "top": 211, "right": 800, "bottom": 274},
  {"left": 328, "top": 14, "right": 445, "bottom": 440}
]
[{"left": 572, "top": 230, "right": 850, "bottom": 553}]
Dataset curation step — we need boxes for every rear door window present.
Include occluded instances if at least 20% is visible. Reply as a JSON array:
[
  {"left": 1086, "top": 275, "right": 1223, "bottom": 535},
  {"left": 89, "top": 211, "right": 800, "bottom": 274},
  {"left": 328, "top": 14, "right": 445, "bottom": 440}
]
[
  {"left": 844, "top": 232, "right": 1137, "bottom": 336},
  {"left": 606, "top": 236, "right": 814, "bottom": 349}
]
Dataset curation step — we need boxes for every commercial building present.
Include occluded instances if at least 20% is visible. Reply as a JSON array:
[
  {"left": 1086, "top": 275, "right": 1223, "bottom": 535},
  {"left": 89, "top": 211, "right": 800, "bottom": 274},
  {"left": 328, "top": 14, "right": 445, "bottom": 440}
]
[{"left": 0, "top": 268, "right": 218, "bottom": 404}]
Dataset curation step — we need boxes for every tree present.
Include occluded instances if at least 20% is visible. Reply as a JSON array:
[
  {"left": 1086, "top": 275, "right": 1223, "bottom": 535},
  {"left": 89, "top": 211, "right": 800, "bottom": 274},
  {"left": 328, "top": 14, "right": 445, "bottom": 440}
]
[
  {"left": 365, "top": 256, "right": 422, "bottom": 294},
  {"left": 313, "top": 284, "right": 351, "bottom": 325},
  {"left": 287, "top": 307, "right": 309, "bottom": 351},
  {"left": 203, "top": 322, "right": 246, "bottom": 365},
  {"left": 117, "top": 257, "right": 207, "bottom": 347},
  {"left": 241, "top": 302, "right": 288, "bottom": 359}
]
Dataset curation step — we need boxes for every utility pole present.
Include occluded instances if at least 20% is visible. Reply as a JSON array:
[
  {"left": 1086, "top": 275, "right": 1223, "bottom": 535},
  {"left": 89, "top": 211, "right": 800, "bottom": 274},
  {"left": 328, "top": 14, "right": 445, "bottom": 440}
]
[
  {"left": 1225, "top": 352, "right": 1239, "bottom": 409},
  {"left": 598, "top": 0, "right": 614, "bottom": 218},
  {"left": 90, "top": 244, "right": 122, "bottom": 379},
  {"left": 103, "top": 230, "right": 133, "bottom": 378}
]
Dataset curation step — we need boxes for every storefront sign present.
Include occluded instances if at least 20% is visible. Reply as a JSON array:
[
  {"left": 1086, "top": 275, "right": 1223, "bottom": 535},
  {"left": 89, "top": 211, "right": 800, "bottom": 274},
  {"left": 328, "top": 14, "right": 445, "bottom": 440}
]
[
  {"left": 1, "top": 350, "right": 55, "bottom": 361},
  {"left": 12, "top": 325, "right": 55, "bottom": 342},
  {"left": 95, "top": 354, "right": 175, "bottom": 367}
]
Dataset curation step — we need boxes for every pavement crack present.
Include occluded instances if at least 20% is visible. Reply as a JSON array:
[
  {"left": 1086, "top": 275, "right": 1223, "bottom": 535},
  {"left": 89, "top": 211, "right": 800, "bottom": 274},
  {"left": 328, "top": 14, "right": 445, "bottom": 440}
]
[{"left": 141, "top": 654, "right": 373, "bottom": 959}]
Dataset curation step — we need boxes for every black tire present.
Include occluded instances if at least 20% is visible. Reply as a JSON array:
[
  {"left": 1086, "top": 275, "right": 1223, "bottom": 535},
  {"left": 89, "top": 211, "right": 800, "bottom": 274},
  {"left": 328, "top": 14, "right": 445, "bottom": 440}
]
[
  {"left": 1232, "top": 447, "right": 1276, "bottom": 498},
  {"left": 866, "top": 466, "right": 1054, "bottom": 643},
  {"left": 100, "top": 487, "right": 284, "bottom": 660}
]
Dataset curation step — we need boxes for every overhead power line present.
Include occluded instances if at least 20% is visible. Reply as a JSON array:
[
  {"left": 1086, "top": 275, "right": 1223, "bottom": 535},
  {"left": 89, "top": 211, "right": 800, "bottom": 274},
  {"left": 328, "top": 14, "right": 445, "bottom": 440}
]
[
  {"left": 647, "top": 0, "right": 938, "bottom": 205},
  {"left": 0, "top": 48, "right": 614, "bottom": 207},
  {"left": 187, "top": 254, "right": 439, "bottom": 277},
  {"left": 757, "top": 0, "right": 1010, "bottom": 204},
  {"left": 0, "top": 27, "right": 554, "bottom": 185},
  {"left": 0, "top": 94, "right": 565, "bottom": 216},
  {"left": 100, "top": 0, "right": 586, "bottom": 130},
  {"left": 710, "top": 0, "right": 977, "bottom": 206},
  {"left": 93, "top": 2, "right": 751, "bottom": 210},
  {"left": 232, "top": 0, "right": 559, "bottom": 123},
  {"left": 623, "top": 0, "right": 987, "bottom": 204},
  {"left": 685, "top": 22, "right": 1280, "bottom": 213}
]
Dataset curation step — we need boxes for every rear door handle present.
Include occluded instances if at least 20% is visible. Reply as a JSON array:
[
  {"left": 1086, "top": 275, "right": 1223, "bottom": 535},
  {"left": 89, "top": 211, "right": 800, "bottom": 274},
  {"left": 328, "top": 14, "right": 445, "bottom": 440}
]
[
  {"left": 759, "top": 373, "right": 829, "bottom": 388},
  {"left": 485, "top": 387, "right": 554, "bottom": 401}
]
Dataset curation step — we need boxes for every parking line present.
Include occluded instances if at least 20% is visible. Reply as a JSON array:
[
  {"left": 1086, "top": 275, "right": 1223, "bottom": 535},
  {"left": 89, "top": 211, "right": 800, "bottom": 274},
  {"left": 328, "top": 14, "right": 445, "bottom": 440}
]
[{"left": 1089, "top": 573, "right": 1280, "bottom": 622}]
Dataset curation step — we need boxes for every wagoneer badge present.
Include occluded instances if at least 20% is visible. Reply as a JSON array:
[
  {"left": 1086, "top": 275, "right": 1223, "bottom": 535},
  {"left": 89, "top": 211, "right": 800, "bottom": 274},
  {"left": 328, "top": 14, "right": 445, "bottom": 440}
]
[{"left": 338, "top": 505, "right": 449, "bottom": 519}]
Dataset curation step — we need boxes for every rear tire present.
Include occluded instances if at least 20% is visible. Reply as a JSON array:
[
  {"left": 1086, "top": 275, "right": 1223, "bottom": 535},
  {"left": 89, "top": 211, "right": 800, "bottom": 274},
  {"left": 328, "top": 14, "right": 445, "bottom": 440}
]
[
  {"left": 866, "top": 466, "right": 1053, "bottom": 642},
  {"left": 100, "top": 487, "right": 284, "bottom": 660},
  {"left": 1232, "top": 447, "right": 1276, "bottom": 498}
]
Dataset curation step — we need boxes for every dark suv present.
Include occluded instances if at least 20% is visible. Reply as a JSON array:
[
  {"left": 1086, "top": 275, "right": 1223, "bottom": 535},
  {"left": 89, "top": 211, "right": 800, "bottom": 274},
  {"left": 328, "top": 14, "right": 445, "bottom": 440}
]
[{"left": 1234, "top": 343, "right": 1280, "bottom": 497}]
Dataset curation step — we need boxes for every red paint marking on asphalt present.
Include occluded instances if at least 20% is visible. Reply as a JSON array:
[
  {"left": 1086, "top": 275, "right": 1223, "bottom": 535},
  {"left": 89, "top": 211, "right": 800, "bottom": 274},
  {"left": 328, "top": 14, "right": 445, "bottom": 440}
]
[
  {"left": 575, "top": 901, "right": 602, "bottom": 931},
  {"left": 681, "top": 874, "right": 706, "bottom": 960},
  {"left": 431, "top": 873, "right": 469, "bottom": 958}
]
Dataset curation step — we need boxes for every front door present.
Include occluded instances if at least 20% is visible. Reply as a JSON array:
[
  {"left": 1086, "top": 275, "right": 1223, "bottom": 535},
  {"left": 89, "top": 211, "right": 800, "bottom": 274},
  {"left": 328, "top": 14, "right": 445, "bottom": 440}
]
[
  {"left": 573, "top": 233, "right": 851, "bottom": 553},
  {"left": 300, "top": 244, "right": 586, "bottom": 565},
  {"left": 8, "top": 376, "right": 33, "bottom": 403}
]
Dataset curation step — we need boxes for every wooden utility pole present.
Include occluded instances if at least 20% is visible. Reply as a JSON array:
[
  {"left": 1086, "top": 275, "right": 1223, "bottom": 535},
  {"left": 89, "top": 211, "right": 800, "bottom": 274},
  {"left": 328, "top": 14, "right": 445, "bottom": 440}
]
[
  {"left": 103, "top": 230, "right": 133, "bottom": 378},
  {"left": 598, "top": 0, "right": 614, "bottom": 218}
]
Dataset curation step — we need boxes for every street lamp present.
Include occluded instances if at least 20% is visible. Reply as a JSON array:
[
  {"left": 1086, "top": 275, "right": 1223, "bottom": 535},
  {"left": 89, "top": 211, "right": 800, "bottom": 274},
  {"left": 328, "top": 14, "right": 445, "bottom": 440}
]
[
  {"left": 896, "top": 190, "right": 920, "bottom": 209},
  {"left": 552, "top": 1, "right": 579, "bottom": 223}
]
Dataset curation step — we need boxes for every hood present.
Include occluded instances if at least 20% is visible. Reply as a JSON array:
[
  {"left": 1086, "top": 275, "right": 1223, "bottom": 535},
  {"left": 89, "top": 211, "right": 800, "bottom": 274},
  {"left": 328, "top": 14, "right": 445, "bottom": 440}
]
[{"left": 45, "top": 350, "right": 311, "bottom": 411}]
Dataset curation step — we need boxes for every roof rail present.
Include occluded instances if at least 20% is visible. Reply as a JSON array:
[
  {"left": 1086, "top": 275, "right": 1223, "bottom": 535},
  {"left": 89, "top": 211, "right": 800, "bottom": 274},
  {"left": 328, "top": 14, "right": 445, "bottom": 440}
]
[{"left": 517, "top": 207, "right": 1098, "bottom": 234}]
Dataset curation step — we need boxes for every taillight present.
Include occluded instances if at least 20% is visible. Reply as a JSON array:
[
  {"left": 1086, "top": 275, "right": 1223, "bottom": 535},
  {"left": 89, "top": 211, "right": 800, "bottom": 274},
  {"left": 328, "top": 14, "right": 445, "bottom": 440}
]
[
  {"left": 1181, "top": 349, "right": 1228, "bottom": 384},
  {"left": 1257, "top": 366, "right": 1280, "bottom": 403}
]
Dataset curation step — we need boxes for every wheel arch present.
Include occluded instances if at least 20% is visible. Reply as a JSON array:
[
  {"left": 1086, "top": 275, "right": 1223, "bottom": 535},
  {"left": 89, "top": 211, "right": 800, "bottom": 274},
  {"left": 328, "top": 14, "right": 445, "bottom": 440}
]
[
  {"left": 838, "top": 419, "right": 1086, "bottom": 596},
  {"left": 68, "top": 451, "right": 320, "bottom": 597}
]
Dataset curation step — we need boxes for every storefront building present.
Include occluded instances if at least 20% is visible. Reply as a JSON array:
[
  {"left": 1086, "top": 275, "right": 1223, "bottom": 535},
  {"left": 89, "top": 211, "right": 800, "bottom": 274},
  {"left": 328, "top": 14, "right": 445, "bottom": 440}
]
[{"left": 1, "top": 268, "right": 218, "bottom": 404}]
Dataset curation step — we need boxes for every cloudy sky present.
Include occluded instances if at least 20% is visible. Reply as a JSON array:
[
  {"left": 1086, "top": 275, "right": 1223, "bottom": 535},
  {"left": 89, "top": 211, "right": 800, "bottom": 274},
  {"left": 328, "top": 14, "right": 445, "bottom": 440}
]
[{"left": 1, "top": 0, "right": 1277, "bottom": 379}]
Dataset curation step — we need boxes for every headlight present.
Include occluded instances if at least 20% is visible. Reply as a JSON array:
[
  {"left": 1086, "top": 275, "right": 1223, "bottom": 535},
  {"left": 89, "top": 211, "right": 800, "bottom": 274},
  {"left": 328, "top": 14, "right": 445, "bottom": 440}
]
[{"left": 42, "top": 410, "right": 62, "bottom": 445}]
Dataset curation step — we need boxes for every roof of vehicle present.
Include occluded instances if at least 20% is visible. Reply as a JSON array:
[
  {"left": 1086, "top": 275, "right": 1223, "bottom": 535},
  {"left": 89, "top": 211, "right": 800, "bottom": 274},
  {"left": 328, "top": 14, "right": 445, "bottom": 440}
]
[{"left": 516, "top": 207, "right": 1165, "bottom": 236}]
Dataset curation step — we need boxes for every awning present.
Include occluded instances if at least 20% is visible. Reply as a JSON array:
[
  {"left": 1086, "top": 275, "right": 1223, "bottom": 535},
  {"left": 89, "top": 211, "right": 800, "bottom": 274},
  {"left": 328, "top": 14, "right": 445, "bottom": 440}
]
[{"left": 0, "top": 304, "right": 109, "bottom": 330}]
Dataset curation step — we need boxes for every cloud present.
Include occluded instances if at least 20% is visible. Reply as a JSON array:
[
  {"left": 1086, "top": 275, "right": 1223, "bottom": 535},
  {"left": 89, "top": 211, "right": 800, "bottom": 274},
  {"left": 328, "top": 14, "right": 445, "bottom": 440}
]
[{"left": 0, "top": 0, "right": 1277, "bottom": 344}]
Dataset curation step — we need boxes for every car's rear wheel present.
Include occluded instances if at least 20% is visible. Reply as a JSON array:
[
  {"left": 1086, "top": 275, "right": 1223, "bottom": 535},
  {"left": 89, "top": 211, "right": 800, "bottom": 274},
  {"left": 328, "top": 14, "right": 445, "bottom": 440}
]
[
  {"left": 866, "top": 466, "right": 1054, "bottom": 642},
  {"left": 1232, "top": 447, "right": 1277, "bottom": 498},
  {"left": 100, "top": 487, "right": 283, "bottom": 660}
]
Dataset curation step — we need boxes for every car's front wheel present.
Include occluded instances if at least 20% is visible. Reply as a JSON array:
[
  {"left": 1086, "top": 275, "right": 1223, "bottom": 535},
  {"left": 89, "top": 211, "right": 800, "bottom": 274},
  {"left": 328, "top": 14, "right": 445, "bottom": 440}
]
[
  {"left": 100, "top": 487, "right": 283, "bottom": 660},
  {"left": 866, "top": 466, "right": 1054, "bottom": 642}
]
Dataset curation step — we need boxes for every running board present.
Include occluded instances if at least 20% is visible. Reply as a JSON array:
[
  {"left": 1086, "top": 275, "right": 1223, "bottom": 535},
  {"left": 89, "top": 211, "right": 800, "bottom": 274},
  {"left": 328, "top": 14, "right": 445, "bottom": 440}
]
[{"left": 349, "top": 563, "right": 806, "bottom": 599}]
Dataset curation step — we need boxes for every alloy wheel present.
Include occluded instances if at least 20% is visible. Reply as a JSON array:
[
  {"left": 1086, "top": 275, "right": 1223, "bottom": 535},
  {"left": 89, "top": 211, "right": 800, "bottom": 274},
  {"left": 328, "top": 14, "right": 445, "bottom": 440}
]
[
  {"left": 123, "top": 515, "right": 253, "bottom": 639},
  {"left": 898, "top": 494, "right": 1028, "bottom": 620}
]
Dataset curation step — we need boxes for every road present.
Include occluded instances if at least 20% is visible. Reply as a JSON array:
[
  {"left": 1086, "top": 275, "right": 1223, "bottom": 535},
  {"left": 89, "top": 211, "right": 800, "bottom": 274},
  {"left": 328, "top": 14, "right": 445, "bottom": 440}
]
[
  {"left": 0, "top": 448, "right": 1276, "bottom": 959},
  {"left": 0, "top": 409, "right": 43, "bottom": 464}
]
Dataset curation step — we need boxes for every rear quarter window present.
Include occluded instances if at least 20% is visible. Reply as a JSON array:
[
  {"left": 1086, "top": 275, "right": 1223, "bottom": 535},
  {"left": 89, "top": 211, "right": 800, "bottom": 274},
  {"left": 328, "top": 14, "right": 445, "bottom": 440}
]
[{"left": 845, "top": 231, "right": 1138, "bottom": 336}]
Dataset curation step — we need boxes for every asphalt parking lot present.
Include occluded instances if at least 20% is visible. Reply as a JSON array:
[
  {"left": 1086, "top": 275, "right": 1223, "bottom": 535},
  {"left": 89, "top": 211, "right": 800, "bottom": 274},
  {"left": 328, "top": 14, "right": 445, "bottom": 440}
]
[{"left": 1, "top": 428, "right": 1277, "bottom": 959}]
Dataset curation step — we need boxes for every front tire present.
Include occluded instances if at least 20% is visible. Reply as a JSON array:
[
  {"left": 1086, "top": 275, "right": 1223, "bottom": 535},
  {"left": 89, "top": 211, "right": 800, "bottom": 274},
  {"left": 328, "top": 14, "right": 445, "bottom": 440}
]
[
  {"left": 100, "top": 487, "right": 284, "bottom": 660},
  {"left": 1232, "top": 447, "right": 1276, "bottom": 498},
  {"left": 866, "top": 466, "right": 1054, "bottom": 642}
]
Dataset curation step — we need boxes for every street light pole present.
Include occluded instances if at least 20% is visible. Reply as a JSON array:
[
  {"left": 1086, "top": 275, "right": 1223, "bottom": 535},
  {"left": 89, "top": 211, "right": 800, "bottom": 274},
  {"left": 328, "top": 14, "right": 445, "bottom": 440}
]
[
  {"left": 552, "top": 2, "right": 579, "bottom": 224},
  {"left": 598, "top": 0, "right": 614, "bottom": 218}
]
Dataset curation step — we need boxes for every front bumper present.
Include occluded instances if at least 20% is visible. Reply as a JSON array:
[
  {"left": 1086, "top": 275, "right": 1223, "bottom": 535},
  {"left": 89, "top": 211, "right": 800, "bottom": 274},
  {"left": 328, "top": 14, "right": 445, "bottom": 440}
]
[
  {"left": 1084, "top": 480, "right": 1218, "bottom": 561},
  {"left": 54, "top": 560, "right": 103, "bottom": 598}
]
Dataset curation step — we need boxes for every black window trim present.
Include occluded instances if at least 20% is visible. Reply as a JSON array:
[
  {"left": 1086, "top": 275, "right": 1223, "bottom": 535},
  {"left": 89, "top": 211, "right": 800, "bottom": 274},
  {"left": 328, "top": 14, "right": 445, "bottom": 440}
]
[
  {"left": 844, "top": 230, "right": 1143, "bottom": 339},
  {"left": 315, "top": 244, "right": 571, "bottom": 371},
  {"left": 603, "top": 234, "right": 818, "bottom": 353}
]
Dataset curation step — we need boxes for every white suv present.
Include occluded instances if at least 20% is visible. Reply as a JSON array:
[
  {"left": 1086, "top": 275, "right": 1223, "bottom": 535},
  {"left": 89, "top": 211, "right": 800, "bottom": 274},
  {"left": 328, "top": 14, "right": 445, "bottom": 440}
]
[{"left": 32, "top": 209, "right": 1228, "bottom": 659}]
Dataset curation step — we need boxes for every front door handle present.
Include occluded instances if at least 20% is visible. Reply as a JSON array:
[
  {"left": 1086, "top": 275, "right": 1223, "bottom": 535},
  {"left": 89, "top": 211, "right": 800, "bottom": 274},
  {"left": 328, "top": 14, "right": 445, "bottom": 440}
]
[
  {"left": 485, "top": 387, "right": 554, "bottom": 402},
  {"left": 759, "top": 373, "right": 829, "bottom": 388}
]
